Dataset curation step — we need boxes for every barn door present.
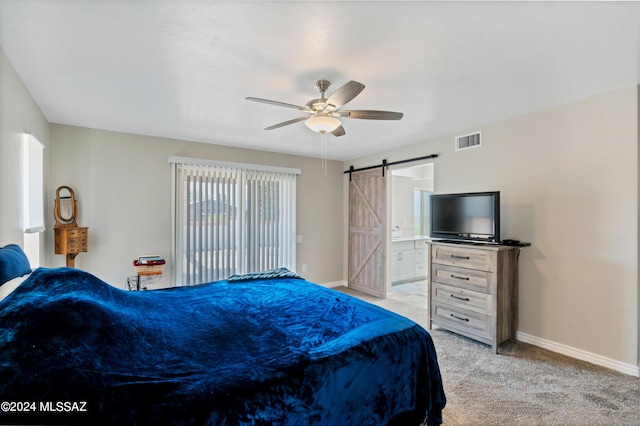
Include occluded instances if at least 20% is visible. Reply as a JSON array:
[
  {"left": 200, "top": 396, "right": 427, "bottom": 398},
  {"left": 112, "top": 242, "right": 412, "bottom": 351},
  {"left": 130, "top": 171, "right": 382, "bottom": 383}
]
[{"left": 348, "top": 168, "right": 387, "bottom": 298}]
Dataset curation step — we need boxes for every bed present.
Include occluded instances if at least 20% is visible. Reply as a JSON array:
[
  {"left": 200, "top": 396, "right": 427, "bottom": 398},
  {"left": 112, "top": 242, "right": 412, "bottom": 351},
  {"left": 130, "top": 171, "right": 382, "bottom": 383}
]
[{"left": 0, "top": 244, "right": 446, "bottom": 425}]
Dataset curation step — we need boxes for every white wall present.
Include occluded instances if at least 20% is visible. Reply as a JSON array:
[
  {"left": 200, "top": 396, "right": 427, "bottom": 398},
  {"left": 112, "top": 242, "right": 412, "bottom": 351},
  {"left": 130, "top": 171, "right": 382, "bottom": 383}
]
[
  {"left": 0, "top": 46, "right": 49, "bottom": 262},
  {"left": 344, "top": 86, "right": 639, "bottom": 372},
  {"left": 391, "top": 177, "right": 416, "bottom": 237},
  {"left": 48, "top": 124, "right": 344, "bottom": 288}
]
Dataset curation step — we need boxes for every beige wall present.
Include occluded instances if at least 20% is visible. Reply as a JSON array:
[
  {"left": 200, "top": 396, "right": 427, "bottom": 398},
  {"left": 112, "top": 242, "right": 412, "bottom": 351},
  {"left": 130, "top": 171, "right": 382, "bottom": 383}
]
[
  {"left": 48, "top": 125, "right": 344, "bottom": 288},
  {"left": 344, "top": 86, "right": 639, "bottom": 371},
  {"left": 0, "top": 46, "right": 49, "bottom": 261}
]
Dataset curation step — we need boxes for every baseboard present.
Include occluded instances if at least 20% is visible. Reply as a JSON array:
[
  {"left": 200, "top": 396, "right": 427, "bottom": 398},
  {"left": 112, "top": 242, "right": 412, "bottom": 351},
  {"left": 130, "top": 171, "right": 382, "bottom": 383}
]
[
  {"left": 319, "top": 280, "right": 347, "bottom": 288},
  {"left": 517, "top": 331, "right": 639, "bottom": 377}
]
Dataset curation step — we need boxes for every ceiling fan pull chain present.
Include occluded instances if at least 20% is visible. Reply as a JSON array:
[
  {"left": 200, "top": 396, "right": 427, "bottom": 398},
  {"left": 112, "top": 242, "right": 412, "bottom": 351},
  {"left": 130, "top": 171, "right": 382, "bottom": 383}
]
[{"left": 321, "top": 133, "right": 328, "bottom": 176}]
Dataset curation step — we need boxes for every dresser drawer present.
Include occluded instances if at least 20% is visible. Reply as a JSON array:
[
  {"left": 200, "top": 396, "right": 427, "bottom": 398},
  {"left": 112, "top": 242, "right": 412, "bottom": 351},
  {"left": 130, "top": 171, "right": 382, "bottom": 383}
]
[
  {"left": 432, "top": 245, "right": 493, "bottom": 271},
  {"left": 65, "top": 238, "right": 88, "bottom": 254},
  {"left": 66, "top": 237, "right": 87, "bottom": 245},
  {"left": 433, "top": 283, "right": 493, "bottom": 315},
  {"left": 432, "top": 263, "right": 493, "bottom": 294},
  {"left": 66, "top": 228, "right": 88, "bottom": 238},
  {"left": 431, "top": 302, "right": 492, "bottom": 341}
]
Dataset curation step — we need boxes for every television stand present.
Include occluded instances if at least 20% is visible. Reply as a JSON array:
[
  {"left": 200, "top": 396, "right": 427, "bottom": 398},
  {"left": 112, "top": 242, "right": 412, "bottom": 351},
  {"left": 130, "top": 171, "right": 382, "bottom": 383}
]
[{"left": 428, "top": 241, "right": 524, "bottom": 353}]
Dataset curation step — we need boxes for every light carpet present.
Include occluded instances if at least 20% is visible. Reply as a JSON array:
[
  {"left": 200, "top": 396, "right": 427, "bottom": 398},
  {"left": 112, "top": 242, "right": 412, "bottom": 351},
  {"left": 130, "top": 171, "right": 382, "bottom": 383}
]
[{"left": 333, "top": 283, "right": 639, "bottom": 425}]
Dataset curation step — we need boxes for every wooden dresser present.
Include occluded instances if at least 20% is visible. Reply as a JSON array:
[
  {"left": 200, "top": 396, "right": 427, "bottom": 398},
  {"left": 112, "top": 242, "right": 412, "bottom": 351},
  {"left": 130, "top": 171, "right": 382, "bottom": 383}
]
[
  {"left": 429, "top": 242, "right": 520, "bottom": 353},
  {"left": 54, "top": 227, "right": 88, "bottom": 267},
  {"left": 53, "top": 186, "right": 88, "bottom": 268}
]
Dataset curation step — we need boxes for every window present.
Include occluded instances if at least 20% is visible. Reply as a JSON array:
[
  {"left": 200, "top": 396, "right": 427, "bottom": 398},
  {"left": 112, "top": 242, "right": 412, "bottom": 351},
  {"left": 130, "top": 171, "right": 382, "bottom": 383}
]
[
  {"left": 22, "top": 134, "right": 45, "bottom": 233},
  {"left": 22, "top": 134, "right": 44, "bottom": 266},
  {"left": 170, "top": 157, "right": 299, "bottom": 286}
]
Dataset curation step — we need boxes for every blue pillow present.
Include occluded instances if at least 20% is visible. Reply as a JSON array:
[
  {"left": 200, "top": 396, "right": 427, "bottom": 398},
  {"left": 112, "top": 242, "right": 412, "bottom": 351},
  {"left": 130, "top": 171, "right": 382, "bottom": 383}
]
[{"left": 0, "top": 244, "right": 32, "bottom": 285}]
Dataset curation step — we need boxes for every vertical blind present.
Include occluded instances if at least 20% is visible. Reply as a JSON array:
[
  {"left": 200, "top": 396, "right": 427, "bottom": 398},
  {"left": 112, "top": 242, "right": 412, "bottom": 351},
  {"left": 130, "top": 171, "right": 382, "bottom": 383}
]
[
  {"left": 23, "top": 134, "right": 45, "bottom": 233},
  {"left": 170, "top": 157, "right": 299, "bottom": 286}
]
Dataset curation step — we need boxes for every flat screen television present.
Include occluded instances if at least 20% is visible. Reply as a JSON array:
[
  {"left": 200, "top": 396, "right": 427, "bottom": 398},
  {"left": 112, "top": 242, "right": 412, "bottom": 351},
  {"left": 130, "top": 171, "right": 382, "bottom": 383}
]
[{"left": 430, "top": 191, "right": 500, "bottom": 243}]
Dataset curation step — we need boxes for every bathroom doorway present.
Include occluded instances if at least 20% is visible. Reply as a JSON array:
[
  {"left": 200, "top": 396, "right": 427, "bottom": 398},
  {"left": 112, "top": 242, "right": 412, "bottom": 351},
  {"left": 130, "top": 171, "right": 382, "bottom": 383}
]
[{"left": 388, "top": 163, "right": 434, "bottom": 297}]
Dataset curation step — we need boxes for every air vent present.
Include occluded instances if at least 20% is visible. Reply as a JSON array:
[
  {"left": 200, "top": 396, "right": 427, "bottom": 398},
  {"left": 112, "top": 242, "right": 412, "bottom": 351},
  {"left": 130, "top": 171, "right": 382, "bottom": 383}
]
[{"left": 455, "top": 131, "right": 482, "bottom": 151}]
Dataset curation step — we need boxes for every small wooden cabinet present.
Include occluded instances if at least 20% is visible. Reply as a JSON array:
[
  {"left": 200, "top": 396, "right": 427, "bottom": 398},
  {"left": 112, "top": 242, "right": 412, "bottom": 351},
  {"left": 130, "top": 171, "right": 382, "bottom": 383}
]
[
  {"left": 54, "top": 227, "right": 88, "bottom": 267},
  {"left": 429, "top": 242, "right": 520, "bottom": 353}
]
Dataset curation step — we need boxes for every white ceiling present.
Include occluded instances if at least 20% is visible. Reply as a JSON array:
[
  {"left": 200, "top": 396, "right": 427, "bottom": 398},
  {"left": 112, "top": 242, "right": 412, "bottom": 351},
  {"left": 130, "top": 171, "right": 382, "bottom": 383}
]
[{"left": 1, "top": 1, "right": 639, "bottom": 161}]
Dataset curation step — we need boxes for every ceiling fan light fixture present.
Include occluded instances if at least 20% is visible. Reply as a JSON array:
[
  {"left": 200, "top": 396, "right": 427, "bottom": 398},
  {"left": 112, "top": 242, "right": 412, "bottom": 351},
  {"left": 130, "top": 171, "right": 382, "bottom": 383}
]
[
  {"left": 305, "top": 115, "right": 341, "bottom": 133},
  {"left": 248, "top": 80, "right": 402, "bottom": 138}
]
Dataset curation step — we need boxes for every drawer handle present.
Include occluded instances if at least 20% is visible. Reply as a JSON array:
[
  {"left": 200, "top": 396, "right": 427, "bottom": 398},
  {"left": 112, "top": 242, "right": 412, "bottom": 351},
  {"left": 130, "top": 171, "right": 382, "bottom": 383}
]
[
  {"left": 451, "top": 255, "right": 470, "bottom": 260},
  {"left": 450, "top": 313, "right": 470, "bottom": 322},
  {"left": 451, "top": 274, "right": 470, "bottom": 281},
  {"left": 450, "top": 294, "right": 470, "bottom": 302}
]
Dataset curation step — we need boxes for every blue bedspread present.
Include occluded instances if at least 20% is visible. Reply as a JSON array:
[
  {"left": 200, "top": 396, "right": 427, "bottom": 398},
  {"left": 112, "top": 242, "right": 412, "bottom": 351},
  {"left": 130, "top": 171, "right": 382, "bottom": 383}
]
[{"left": 0, "top": 267, "right": 445, "bottom": 425}]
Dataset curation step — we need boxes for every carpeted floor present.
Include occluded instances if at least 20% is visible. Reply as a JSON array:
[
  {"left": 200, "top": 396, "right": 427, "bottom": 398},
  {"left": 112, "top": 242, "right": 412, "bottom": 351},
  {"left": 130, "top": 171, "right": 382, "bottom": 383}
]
[{"left": 333, "top": 283, "right": 640, "bottom": 425}]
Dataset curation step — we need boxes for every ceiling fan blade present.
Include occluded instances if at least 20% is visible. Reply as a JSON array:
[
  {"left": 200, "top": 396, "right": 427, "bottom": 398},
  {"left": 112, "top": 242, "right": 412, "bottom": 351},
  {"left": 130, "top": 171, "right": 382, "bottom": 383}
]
[
  {"left": 341, "top": 110, "right": 404, "bottom": 120},
  {"left": 246, "top": 97, "right": 307, "bottom": 111},
  {"left": 264, "top": 116, "right": 308, "bottom": 130},
  {"left": 324, "top": 81, "right": 365, "bottom": 110},
  {"left": 331, "top": 125, "right": 346, "bottom": 137}
]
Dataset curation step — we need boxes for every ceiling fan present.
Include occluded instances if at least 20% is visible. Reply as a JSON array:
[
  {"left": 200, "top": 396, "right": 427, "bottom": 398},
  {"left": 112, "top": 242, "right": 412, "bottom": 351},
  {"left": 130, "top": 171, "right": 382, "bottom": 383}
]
[{"left": 246, "top": 80, "right": 403, "bottom": 137}]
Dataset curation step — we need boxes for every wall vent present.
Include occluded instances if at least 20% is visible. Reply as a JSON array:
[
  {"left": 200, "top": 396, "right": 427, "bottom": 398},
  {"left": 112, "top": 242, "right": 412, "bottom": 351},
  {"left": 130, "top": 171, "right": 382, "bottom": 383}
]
[{"left": 455, "top": 131, "right": 482, "bottom": 151}]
